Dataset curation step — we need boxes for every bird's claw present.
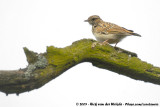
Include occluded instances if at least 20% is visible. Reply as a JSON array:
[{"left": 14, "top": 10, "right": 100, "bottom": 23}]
[
  {"left": 100, "top": 41, "right": 109, "bottom": 46},
  {"left": 91, "top": 42, "right": 98, "bottom": 48}
]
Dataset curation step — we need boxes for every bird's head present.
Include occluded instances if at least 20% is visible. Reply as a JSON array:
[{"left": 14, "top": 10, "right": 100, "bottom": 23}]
[{"left": 84, "top": 15, "right": 101, "bottom": 25}]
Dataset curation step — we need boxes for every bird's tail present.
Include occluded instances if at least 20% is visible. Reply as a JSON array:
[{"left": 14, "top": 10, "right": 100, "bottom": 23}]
[{"left": 131, "top": 32, "right": 141, "bottom": 37}]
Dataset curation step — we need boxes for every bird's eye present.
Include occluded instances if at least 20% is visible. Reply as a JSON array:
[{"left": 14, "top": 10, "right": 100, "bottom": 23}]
[{"left": 92, "top": 18, "right": 96, "bottom": 21}]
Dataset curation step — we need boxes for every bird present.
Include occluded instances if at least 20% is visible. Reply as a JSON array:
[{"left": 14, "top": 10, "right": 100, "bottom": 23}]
[{"left": 85, "top": 15, "right": 141, "bottom": 47}]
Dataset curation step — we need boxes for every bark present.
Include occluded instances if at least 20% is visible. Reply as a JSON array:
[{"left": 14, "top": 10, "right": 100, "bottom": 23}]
[{"left": 0, "top": 39, "right": 160, "bottom": 95}]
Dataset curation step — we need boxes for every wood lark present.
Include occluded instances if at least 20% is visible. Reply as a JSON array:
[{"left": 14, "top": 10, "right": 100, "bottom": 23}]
[{"left": 85, "top": 15, "right": 141, "bottom": 47}]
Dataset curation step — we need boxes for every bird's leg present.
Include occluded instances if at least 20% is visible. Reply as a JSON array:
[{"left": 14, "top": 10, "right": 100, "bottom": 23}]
[
  {"left": 91, "top": 40, "right": 109, "bottom": 49},
  {"left": 100, "top": 40, "right": 109, "bottom": 45},
  {"left": 114, "top": 42, "right": 118, "bottom": 47}
]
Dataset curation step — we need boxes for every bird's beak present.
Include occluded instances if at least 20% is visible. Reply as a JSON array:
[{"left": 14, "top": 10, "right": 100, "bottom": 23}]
[{"left": 84, "top": 20, "right": 88, "bottom": 22}]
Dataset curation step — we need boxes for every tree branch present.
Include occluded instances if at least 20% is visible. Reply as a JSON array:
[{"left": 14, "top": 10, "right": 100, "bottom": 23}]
[{"left": 0, "top": 39, "right": 160, "bottom": 95}]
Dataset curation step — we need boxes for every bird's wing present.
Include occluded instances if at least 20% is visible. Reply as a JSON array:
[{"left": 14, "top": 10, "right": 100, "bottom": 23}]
[
  {"left": 107, "top": 24, "right": 134, "bottom": 35},
  {"left": 96, "top": 22, "right": 141, "bottom": 36},
  {"left": 108, "top": 25, "right": 141, "bottom": 36}
]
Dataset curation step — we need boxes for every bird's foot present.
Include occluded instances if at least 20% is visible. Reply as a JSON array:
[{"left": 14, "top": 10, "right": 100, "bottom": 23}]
[
  {"left": 91, "top": 40, "right": 109, "bottom": 49},
  {"left": 91, "top": 42, "right": 98, "bottom": 48},
  {"left": 100, "top": 40, "right": 109, "bottom": 46}
]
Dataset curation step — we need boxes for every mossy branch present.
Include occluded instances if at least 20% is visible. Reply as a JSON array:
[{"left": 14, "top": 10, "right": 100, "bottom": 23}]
[{"left": 0, "top": 39, "right": 160, "bottom": 95}]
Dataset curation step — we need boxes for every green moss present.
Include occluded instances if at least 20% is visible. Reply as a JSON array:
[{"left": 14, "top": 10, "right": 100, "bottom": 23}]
[
  {"left": 44, "top": 39, "right": 160, "bottom": 85},
  {"left": 23, "top": 47, "right": 38, "bottom": 64}
]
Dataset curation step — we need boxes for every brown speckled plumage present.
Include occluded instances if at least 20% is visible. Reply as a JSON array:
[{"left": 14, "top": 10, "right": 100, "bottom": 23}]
[{"left": 85, "top": 15, "right": 141, "bottom": 47}]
